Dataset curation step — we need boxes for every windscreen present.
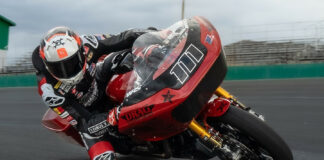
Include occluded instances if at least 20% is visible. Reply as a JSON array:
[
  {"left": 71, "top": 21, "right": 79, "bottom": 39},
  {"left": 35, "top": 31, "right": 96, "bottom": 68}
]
[{"left": 123, "top": 19, "right": 190, "bottom": 105}]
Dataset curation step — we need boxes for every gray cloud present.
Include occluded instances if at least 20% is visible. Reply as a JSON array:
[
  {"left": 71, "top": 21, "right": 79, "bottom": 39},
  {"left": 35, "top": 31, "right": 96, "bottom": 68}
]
[{"left": 1, "top": 0, "right": 324, "bottom": 63}]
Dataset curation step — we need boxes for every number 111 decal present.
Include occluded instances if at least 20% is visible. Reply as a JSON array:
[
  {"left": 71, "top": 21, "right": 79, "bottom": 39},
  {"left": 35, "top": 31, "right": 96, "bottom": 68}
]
[{"left": 170, "top": 44, "right": 204, "bottom": 84}]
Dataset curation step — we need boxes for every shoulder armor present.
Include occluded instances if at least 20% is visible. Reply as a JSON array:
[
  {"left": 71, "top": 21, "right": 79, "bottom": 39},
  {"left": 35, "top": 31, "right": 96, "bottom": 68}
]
[{"left": 81, "top": 35, "right": 99, "bottom": 49}]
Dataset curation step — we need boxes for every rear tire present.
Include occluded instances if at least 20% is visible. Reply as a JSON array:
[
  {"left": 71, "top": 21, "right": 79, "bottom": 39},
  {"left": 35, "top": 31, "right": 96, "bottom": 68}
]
[{"left": 209, "top": 106, "right": 293, "bottom": 160}]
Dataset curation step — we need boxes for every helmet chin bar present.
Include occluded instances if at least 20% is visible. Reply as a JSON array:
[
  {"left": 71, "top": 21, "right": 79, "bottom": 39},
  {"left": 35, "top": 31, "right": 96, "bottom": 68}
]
[
  {"left": 58, "top": 69, "right": 85, "bottom": 85},
  {"left": 44, "top": 56, "right": 87, "bottom": 86}
]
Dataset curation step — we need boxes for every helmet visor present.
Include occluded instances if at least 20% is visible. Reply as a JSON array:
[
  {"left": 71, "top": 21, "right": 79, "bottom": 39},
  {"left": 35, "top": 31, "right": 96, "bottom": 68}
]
[{"left": 45, "top": 49, "right": 85, "bottom": 79}]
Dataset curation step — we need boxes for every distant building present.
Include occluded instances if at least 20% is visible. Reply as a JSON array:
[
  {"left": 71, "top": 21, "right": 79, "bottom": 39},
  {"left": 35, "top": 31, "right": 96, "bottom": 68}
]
[
  {"left": 224, "top": 40, "right": 324, "bottom": 66},
  {"left": 0, "top": 15, "right": 16, "bottom": 72}
]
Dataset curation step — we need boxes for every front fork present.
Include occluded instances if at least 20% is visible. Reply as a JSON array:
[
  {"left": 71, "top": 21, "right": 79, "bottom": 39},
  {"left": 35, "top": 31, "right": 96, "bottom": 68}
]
[
  {"left": 188, "top": 119, "right": 222, "bottom": 148},
  {"left": 215, "top": 87, "right": 249, "bottom": 111},
  {"left": 215, "top": 87, "right": 265, "bottom": 121},
  {"left": 187, "top": 86, "right": 264, "bottom": 150}
]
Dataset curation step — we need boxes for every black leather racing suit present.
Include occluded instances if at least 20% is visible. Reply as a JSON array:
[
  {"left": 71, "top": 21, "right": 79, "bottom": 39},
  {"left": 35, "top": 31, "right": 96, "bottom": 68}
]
[{"left": 32, "top": 29, "right": 147, "bottom": 158}]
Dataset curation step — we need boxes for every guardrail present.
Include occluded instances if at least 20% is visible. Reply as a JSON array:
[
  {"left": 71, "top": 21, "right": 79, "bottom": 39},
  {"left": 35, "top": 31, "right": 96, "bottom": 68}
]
[
  {"left": 226, "top": 63, "right": 324, "bottom": 80},
  {"left": 1, "top": 63, "right": 324, "bottom": 87},
  {"left": 0, "top": 73, "right": 36, "bottom": 87}
]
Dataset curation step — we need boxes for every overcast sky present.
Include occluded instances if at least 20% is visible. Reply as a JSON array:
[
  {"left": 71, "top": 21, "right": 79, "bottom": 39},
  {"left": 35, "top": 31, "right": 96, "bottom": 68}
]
[{"left": 2, "top": 0, "right": 324, "bottom": 63}]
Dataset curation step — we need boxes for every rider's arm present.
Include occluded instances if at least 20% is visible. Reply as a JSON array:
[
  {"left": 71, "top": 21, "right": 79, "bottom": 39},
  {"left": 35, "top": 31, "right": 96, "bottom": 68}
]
[
  {"left": 36, "top": 71, "right": 112, "bottom": 137},
  {"left": 32, "top": 47, "right": 113, "bottom": 137},
  {"left": 81, "top": 29, "right": 149, "bottom": 62},
  {"left": 32, "top": 46, "right": 84, "bottom": 123},
  {"left": 95, "top": 50, "right": 133, "bottom": 88},
  {"left": 98, "top": 29, "right": 148, "bottom": 53}
]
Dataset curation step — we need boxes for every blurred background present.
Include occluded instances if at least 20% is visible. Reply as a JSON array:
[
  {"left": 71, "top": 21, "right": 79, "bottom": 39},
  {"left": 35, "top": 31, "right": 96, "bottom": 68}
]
[
  {"left": 0, "top": 0, "right": 324, "bottom": 160},
  {"left": 1, "top": 0, "right": 324, "bottom": 74}
]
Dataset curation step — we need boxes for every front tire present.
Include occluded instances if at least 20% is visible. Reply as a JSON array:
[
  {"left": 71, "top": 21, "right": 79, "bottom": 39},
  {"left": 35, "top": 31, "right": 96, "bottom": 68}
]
[{"left": 209, "top": 106, "right": 293, "bottom": 160}]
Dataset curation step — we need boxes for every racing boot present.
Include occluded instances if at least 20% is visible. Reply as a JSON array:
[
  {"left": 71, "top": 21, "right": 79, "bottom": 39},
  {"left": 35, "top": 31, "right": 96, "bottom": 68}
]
[{"left": 88, "top": 141, "right": 116, "bottom": 160}]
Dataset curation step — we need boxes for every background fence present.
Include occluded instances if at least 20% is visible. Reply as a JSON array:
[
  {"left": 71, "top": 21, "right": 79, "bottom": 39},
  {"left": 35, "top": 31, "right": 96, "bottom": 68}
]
[
  {"left": 224, "top": 39, "right": 324, "bottom": 66},
  {"left": 222, "top": 20, "right": 324, "bottom": 66},
  {"left": 2, "top": 20, "right": 324, "bottom": 74},
  {"left": 0, "top": 54, "right": 34, "bottom": 74}
]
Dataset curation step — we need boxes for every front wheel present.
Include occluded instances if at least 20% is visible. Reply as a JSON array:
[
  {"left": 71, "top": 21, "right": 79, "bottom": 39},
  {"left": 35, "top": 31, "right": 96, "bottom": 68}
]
[{"left": 208, "top": 106, "right": 293, "bottom": 160}]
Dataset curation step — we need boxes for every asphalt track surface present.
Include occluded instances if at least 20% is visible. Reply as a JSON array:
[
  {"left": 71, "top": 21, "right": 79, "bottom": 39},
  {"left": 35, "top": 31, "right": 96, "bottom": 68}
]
[{"left": 0, "top": 78, "right": 323, "bottom": 160}]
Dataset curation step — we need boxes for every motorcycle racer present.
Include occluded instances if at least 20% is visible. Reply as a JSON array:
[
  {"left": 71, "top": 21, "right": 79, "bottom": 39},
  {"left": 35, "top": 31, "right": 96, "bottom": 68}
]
[{"left": 32, "top": 26, "right": 150, "bottom": 160}]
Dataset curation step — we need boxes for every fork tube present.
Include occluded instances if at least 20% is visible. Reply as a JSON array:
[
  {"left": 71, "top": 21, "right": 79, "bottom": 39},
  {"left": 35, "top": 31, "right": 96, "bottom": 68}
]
[
  {"left": 215, "top": 87, "right": 249, "bottom": 110},
  {"left": 215, "top": 87, "right": 233, "bottom": 99},
  {"left": 188, "top": 119, "right": 222, "bottom": 148}
]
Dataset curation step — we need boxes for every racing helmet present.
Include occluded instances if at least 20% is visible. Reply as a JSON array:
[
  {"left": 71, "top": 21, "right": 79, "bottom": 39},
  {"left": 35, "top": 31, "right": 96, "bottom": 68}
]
[{"left": 40, "top": 26, "right": 86, "bottom": 85}]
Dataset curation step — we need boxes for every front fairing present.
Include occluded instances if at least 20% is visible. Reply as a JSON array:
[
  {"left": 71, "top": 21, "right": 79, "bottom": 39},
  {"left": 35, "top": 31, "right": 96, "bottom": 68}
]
[{"left": 117, "top": 16, "right": 226, "bottom": 141}]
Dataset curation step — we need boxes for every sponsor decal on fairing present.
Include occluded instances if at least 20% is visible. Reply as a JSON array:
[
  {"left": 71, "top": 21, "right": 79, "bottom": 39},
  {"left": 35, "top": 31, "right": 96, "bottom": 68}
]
[
  {"left": 170, "top": 44, "right": 204, "bottom": 84},
  {"left": 205, "top": 34, "right": 214, "bottom": 44},
  {"left": 121, "top": 105, "right": 154, "bottom": 121},
  {"left": 162, "top": 90, "right": 175, "bottom": 103}
]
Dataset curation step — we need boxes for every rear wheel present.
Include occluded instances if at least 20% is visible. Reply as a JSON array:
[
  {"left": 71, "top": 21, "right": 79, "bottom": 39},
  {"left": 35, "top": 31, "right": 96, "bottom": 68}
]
[{"left": 208, "top": 106, "right": 293, "bottom": 160}]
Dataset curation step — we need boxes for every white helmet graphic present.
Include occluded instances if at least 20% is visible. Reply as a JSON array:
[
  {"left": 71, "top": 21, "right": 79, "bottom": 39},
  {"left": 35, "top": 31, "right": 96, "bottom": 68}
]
[{"left": 40, "top": 26, "right": 86, "bottom": 85}]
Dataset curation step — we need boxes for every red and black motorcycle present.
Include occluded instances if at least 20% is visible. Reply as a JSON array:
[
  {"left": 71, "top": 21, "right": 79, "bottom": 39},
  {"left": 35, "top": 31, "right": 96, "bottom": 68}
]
[{"left": 42, "top": 16, "right": 293, "bottom": 160}]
